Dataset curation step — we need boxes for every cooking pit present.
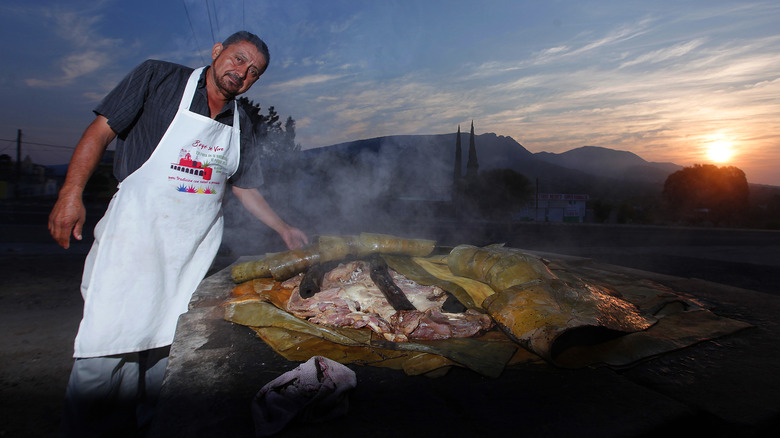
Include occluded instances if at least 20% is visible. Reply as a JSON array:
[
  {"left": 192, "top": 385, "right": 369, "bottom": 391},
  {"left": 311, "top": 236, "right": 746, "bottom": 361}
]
[{"left": 148, "top": 234, "right": 779, "bottom": 438}]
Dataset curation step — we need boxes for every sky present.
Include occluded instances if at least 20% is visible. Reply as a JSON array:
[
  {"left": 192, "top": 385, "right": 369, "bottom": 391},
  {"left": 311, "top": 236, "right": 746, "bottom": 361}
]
[{"left": 1, "top": 0, "right": 779, "bottom": 186}]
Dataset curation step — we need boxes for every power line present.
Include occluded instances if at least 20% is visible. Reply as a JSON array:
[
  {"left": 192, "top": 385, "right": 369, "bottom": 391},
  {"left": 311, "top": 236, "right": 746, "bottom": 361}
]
[
  {"left": 205, "top": 0, "right": 216, "bottom": 44},
  {"left": 210, "top": 0, "right": 221, "bottom": 40},
  {"left": 182, "top": 0, "right": 207, "bottom": 65},
  {"left": 0, "top": 138, "right": 74, "bottom": 150},
  {"left": 21, "top": 141, "right": 73, "bottom": 150}
]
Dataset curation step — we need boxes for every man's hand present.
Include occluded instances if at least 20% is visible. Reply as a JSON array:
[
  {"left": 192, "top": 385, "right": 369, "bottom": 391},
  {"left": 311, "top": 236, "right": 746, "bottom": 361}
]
[
  {"left": 48, "top": 115, "right": 115, "bottom": 249},
  {"left": 48, "top": 190, "right": 86, "bottom": 249},
  {"left": 279, "top": 225, "right": 309, "bottom": 250}
]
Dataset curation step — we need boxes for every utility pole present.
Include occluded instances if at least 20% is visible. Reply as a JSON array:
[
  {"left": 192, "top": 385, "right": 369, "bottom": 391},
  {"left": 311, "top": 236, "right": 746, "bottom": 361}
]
[
  {"left": 453, "top": 125, "right": 462, "bottom": 183},
  {"left": 453, "top": 125, "right": 462, "bottom": 218}
]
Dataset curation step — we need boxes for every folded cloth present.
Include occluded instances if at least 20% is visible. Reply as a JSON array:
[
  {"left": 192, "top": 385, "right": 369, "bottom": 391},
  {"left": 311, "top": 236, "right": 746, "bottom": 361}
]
[{"left": 252, "top": 355, "right": 357, "bottom": 437}]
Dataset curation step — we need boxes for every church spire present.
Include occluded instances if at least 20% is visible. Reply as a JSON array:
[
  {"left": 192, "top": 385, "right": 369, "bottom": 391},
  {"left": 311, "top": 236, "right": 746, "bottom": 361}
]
[
  {"left": 466, "top": 120, "right": 479, "bottom": 180},
  {"left": 453, "top": 125, "right": 462, "bottom": 184}
]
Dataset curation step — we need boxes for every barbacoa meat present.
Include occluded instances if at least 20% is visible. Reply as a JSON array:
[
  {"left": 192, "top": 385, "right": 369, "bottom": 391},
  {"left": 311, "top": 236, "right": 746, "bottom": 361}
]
[{"left": 284, "top": 261, "right": 493, "bottom": 342}]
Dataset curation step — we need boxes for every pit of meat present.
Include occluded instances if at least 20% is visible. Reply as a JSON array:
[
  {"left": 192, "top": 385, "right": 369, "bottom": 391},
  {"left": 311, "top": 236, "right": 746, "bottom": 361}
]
[{"left": 283, "top": 260, "right": 493, "bottom": 342}]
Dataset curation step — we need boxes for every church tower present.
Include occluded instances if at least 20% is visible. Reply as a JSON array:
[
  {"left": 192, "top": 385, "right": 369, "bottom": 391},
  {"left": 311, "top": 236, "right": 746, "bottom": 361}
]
[
  {"left": 465, "top": 120, "right": 479, "bottom": 181},
  {"left": 453, "top": 125, "right": 462, "bottom": 185}
]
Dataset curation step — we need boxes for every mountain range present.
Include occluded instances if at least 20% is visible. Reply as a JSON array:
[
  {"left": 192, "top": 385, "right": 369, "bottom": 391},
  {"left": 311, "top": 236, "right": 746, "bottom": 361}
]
[
  {"left": 298, "top": 133, "right": 682, "bottom": 201},
  {"left": 534, "top": 145, "right": 682, "bottom": 184}
]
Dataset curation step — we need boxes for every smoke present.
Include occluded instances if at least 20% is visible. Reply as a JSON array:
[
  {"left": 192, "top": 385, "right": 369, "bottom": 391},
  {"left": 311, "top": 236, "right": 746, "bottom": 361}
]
[
  {"left": 220, "top": 129, "right": 664, "bottom": 256},
  {"left": 221, "top": 134, "right": 458, "bottom": 255}
]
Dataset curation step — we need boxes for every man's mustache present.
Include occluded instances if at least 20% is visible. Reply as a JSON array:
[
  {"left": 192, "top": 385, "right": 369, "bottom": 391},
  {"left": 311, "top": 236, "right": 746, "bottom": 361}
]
[{"left": 225, "top": 72, "right": 244, "bottom": 88}]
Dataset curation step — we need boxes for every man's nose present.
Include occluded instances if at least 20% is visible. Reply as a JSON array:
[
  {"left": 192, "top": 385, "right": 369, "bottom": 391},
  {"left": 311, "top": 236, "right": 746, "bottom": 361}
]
[{"left": 237, "top": 65, "right": 250, "bottom": 79}]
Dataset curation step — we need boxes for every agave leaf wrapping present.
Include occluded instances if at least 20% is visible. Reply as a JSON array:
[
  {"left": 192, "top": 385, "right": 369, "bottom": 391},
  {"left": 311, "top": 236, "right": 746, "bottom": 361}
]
[
  {"left": 446, "top": 245, "right": 657, "bottom": 362},
  {"left": 231, "top": 233, "right": 437, "bottom": 283},
  {"left": 267, "top": 247, "right": 322, "bottom": 280},
  {"left": 482, "top": 280, "right": 658, "bottom": 361},
  {"left": 382, "top": 254, "right": 480, "bottom": 309},
  {"left": 395, "top": 255, "right": 495, "bottom": 309},
  {"left": 231, "top": 246, "right": 321, "bottom": 283},
  {"left": 447, "top": 244, "right": 556, "bottom": 292},
  {"left": 317, "top": 235, "right": 361, "bottom": 260},
  {"left": 358, "top": 233, "right": 436, "bottom": 257},
  {"left": 230, "top": 257, "right": 275, "bottom": 283}
]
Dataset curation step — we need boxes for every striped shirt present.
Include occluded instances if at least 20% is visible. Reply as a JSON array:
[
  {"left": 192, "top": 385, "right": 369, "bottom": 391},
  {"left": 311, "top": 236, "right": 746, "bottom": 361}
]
[{"left": 94, "top": 59, "right": 263, "bottom": 188}]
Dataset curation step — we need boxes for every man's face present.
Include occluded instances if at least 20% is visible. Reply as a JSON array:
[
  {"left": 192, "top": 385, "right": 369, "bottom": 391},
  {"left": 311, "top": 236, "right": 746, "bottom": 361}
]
[{"left": 210, "top": 40, "right": 267, "bottom": 98}]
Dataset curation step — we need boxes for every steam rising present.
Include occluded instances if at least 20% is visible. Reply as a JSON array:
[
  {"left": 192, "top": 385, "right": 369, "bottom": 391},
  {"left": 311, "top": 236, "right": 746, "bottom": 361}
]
[{"left": 222, "top": 135, "right": 457, "bottom": 255}]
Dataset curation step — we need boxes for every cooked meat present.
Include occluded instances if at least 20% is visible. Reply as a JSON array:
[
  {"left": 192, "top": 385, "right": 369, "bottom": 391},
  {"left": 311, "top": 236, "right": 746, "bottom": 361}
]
[{"left": 285, "top": 260, "right": 492, "bottom": 342}]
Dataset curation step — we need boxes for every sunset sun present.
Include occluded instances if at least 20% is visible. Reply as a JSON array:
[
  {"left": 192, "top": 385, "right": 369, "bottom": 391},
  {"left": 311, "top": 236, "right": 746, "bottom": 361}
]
[{"left": 706, "top": 139, "right": 734, "bottom": 163}]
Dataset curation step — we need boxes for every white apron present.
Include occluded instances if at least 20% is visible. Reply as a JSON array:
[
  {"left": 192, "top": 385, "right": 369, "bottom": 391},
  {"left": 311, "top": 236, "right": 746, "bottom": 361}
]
[{"left": 74, "top": 67, "right": 240, "bottom": 358}]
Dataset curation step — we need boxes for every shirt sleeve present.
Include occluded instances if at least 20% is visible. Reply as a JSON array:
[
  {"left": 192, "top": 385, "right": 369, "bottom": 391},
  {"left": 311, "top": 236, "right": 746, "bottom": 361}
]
[
  {"left": 94, "top": 60, "right": 158, "bottom": 138},
  {"left": 93, "top": 60, "right": 192, "bottom": 181}
]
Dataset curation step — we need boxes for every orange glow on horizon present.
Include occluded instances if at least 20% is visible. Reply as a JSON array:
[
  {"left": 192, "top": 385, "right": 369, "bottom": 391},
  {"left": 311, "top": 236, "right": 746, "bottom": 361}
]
[{"left": 705, "top": 135, "right": 735, "bottom": 164}]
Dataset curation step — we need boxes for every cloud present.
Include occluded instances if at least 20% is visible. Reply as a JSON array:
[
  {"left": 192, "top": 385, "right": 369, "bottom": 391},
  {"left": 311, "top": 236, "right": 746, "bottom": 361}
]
[
  {"left": 329, "top": 13, "right": 361, "bottom": 34},
  {"left": 545, "top": 17, "right": 654, "bottom": 63},
  {"left": 290, "top": 17, "right": 688, "bottom": 149},
  {"left": 25, "top": 7, "right": 121, "bottom": 88},
  {"left": 469, "top": 60, "right": 525, "bottom": 78},
  {"left": 82, "top": 91, "right": 109, "bottom": 102},
  {"left": 620, "top": 39, "right": 706, "bottom": 68},
  {"left": 439, "top": 21, "right": 780, "bottom": 176},
  {"left": 290, "top": 71, "right": 477, "bottom": 149},
  {"left": 270, "top": 74, "right": 345, "bottom": 90},
  {"left": 467, "top": 17, "right": 656, "bottom": 79},
  {"left": 420, "top": 20, "right": 773, "bottom": 165},
  {"left": 27, "top": 51, "right": 110, "bottom": 88}
]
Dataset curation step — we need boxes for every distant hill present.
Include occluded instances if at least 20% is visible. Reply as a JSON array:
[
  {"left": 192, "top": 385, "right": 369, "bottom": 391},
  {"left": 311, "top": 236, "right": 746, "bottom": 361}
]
[
  {"left": 300, "top": 132, "right": 538, "bottom": 202},
  {"left": 534, "top": 146, "right": 682, "bottom": 184}
]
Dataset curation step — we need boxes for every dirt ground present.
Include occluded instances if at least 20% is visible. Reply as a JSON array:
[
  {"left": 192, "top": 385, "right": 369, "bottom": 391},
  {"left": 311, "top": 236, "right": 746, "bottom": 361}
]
[{"left": 0, "top": 252, "right": 86, "bottom": 437}]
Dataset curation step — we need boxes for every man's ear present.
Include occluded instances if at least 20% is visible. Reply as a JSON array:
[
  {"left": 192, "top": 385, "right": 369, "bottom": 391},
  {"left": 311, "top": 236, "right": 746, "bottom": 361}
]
[{"left": 211, "top": 43, "right": 224, "bottom": 60}]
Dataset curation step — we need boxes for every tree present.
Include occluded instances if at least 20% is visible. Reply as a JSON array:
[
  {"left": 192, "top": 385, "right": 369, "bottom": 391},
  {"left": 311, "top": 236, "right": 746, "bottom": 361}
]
[
  {"left": 465, "top": 169, "right": 533, "bottom": 219},
  {"left": 284, "top": 116, "right": 295, "bottom": 141},
  {"left": 662, "top": 164, "right": 749, "bottom": 225},
  {"left": 589, "top": 199, "right": 612, "bottom": 223},
  {"left": 236, "top": 98, "right": 301, "bottom": 183}
]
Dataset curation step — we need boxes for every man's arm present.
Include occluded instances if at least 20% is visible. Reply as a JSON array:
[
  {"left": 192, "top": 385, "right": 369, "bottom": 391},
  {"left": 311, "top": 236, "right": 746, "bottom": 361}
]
[
  {"left": 48, "top": 115, "right": 117, "bottom": 249},
  {"left": 231, "top": 186, "right": 308, "bottom": 250}
]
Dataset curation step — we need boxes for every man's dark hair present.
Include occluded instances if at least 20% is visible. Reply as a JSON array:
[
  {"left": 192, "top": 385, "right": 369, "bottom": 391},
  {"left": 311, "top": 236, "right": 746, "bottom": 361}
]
[{"left": 223, "top": 31, "right": 270, "bottom": 71}]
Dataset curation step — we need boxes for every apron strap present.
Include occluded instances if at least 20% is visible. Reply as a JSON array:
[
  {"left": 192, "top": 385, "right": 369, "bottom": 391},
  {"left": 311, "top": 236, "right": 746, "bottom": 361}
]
[
  {"left": 229, "top": 99, "right": 241, "bottom": 178},
  {"left": 180, "top": 67, "right": 205, "bottom": 111}
]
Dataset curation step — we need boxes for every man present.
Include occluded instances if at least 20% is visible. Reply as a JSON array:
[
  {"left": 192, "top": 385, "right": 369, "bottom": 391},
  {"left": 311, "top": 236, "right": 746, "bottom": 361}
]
[{"left": 49, "top": 31, "right": 307, "bottom": 436}]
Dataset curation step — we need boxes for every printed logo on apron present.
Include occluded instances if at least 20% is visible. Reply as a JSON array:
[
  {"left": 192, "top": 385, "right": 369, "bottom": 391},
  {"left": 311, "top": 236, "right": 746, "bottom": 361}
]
[{"left": 169, "top": 139, "right": 230, "bottom": 194}]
